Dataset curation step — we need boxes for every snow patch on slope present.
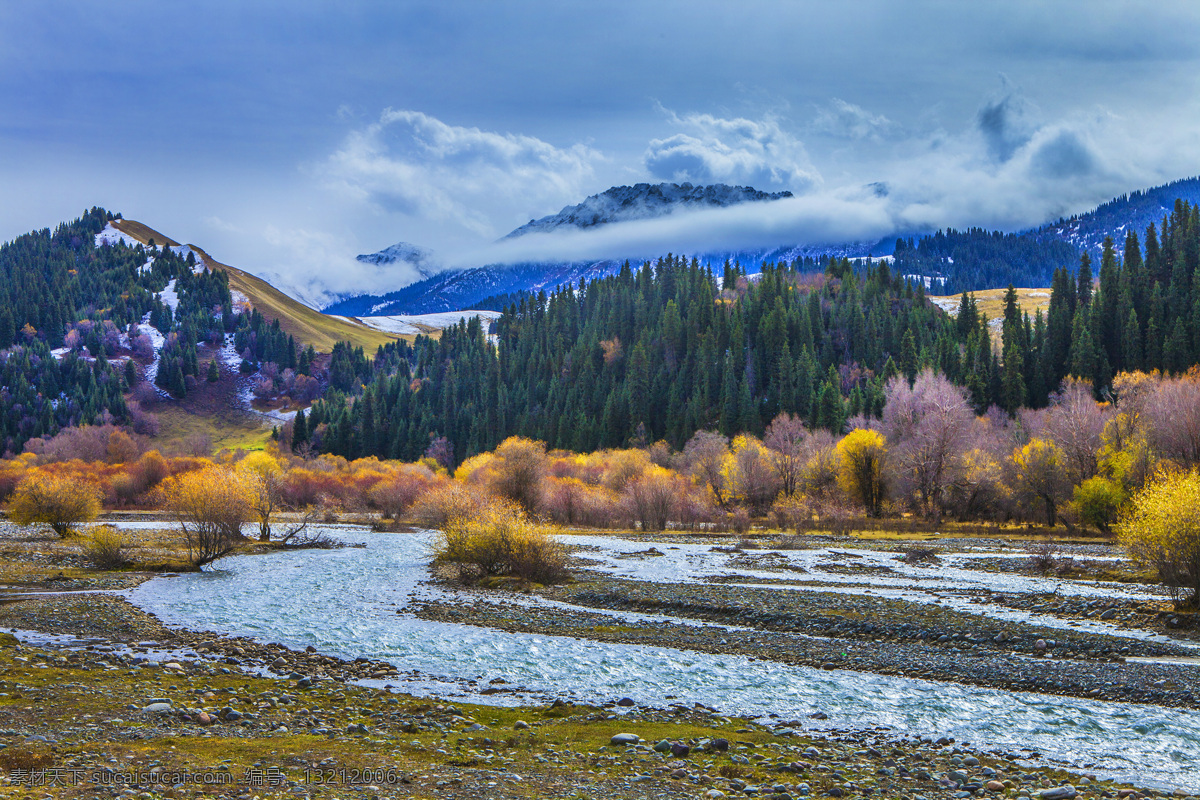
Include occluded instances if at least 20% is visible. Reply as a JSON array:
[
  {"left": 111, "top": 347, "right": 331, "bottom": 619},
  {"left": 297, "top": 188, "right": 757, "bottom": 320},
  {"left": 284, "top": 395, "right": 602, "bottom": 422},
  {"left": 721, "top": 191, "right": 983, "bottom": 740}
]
[
  {"left": 95, "top": 222, "right": 142, "bottom": 249},
  {"left": 346, "top": 310, "right": 502, "bottom": 336}
]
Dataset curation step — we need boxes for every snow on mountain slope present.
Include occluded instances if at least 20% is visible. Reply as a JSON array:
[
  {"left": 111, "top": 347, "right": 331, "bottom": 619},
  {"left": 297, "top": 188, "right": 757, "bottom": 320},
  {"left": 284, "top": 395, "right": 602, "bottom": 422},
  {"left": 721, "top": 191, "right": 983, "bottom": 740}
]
[
  {"left": 343, "top": 310, "right": 503, "bottom": 336},
  {"left": 505, "top": 182, "right": 793, "bottom": 238}
]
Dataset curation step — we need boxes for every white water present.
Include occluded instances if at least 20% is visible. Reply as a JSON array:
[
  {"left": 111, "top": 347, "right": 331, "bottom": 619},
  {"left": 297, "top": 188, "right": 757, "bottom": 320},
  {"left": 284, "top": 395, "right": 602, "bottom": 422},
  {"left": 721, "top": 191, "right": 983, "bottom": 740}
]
[
  {"left": 564, "top": 536, "right": 1195, "bottom": 648},
  {"left": 125, "top": 529, "right": 1200, "bottom": 790}
]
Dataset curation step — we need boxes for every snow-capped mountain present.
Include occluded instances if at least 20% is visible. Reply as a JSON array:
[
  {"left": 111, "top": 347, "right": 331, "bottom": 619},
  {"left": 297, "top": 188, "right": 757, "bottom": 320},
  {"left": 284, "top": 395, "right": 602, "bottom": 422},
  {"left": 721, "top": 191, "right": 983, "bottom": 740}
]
[
  {"left": 323, "top": 176, "right": 1200, "bottom": 317},
  {"left": 355, "top": 241, "right": 441, "bottom": 279},
  {"left": 504, "top": 182, "right": 793, "bottom": 238},
  {"left": 324, "top": 182, "right": 811, "bottom": 316}
]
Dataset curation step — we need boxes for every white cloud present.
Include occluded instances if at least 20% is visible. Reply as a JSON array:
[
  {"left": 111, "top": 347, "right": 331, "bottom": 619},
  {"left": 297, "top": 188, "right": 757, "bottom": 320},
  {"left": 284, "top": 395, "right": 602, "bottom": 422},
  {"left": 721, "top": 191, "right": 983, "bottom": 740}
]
[
  {"left": 322, "top": 109, "right": 603, "bottom": 238},
  {"left": 455, "top": 85, "right": 1199, "bottom": 270},
  {"left": 811, "top": 99, "right": 899, "bottom": 141},
  {"left": 643, "top": 109, "right": 820, "bottom": 192}
]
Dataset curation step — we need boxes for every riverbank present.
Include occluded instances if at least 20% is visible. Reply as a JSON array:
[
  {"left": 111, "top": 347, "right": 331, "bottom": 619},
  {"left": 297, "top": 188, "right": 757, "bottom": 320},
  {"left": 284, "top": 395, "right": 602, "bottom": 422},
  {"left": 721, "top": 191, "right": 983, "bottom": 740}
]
[
  {"left": 0, "top": 519, "right": 1196, "bottom": 797},
  {"left": 0, "top": 592, "right": 1178, "bottom": 800}
]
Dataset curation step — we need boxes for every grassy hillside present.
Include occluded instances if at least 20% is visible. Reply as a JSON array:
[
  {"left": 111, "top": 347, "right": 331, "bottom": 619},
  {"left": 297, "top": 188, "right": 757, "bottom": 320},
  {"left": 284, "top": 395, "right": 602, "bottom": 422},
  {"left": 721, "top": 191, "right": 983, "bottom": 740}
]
[
  {"left": 110, "top": 219, "right": 402, "bottom": 353},
  {"left": 930, "top": 286, "right": 1052, "bottom": 343}
]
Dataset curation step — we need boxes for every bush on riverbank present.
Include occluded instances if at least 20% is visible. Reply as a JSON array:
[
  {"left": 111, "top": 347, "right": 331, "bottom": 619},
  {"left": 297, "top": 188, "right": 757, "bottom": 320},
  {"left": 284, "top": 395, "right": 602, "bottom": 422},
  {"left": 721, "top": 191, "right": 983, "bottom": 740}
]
[
  {"left": 1119, "top": 469, "right": 1200, "bottom": 609},
  {"left": 434, "top": 501, "right": 568, "bottom": 584},
  {"left": 82, "top": 526, "right": 129, "bottom": 569},
  {"left": 8, "top": 472, "right": 102, "bottom": 537}
]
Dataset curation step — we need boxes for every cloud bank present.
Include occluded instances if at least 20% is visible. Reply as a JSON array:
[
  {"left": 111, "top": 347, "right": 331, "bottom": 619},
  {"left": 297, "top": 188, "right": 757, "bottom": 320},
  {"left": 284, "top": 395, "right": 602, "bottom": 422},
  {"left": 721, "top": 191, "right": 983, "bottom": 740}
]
[
  {"left": 643, "top": 108, "right": 821, "bottom": 192},
  {"left": 322, "top": 109, "right": 603, "bottom": 238}
]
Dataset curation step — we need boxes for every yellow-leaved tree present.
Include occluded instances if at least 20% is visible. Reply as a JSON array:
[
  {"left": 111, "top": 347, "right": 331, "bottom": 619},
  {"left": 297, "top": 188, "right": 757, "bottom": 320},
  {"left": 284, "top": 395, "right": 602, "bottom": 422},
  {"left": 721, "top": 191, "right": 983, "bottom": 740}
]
[
  {"left": 720, "top": 435, "right": 781, "bottom": 515},
  {"left": 1118, "top": 469, "right": 1200, "bottom": 609},
  {"left": 1010, "top": 438, "right": 1066, "bottom": 527},
  {"left": 836, "top": 429, "right": 887, "bottom": 518},
  {"left": 238, "top": 451, "right": 284, "bottom": 541},
  {"left": 163, "top": 467, "right": 252, "bottom": 567},
  {"left": 9, "top": 472, "right": 102, "bottom": 537}
]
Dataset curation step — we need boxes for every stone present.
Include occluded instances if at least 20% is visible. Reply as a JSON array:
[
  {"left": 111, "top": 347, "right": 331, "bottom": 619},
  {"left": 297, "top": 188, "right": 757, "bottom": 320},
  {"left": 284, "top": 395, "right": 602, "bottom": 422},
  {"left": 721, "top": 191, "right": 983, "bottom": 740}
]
[
  {"left": 513, "top": 720, "right": 529, "bottom": 730},
  {"left": 709, "top": 738, "right": 730, "bottom": 752},
  {"left": 1100, "top": 608, "right": 1118, "bottom": 620},
  {"left": 705, "top": 791, "right": 727, "bottom": 799},
  {"left": 653, "top": 739, "right": 672, "bottom": 753},
  {"left": 617, "top": 697, "right": 635, "bottom": 707},
  {"left": 1038, "top": 787, "right": 1077, "bottom": 800},
  {"left": 610, "top": 733, "right": 640, "bottom": 746},
  {"left": 988, "top": 781, "right": 1006, "bottom": 792},
  {"left": 142, "top": 702, "right": 172, "bottom": 714},
  {"left": 669, "top": 768, "right": 688, "bottom": 779},
  {"left": 670, "top": 742, "right": 691, "bottom": 757}
]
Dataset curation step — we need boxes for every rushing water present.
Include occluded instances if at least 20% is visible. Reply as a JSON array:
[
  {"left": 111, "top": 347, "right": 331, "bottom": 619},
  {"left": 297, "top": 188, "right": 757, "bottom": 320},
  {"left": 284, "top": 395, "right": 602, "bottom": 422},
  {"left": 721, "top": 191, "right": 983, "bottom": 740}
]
[{"left": 126, "top": 529, "right": 1200, "bottom": 791}]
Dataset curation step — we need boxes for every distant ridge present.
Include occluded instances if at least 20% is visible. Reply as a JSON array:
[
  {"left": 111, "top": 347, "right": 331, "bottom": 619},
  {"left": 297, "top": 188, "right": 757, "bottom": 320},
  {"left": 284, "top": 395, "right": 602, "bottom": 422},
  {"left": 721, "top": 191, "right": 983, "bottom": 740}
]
[{"left": 505, "top": 181, "right": 793, "bottom": 238}]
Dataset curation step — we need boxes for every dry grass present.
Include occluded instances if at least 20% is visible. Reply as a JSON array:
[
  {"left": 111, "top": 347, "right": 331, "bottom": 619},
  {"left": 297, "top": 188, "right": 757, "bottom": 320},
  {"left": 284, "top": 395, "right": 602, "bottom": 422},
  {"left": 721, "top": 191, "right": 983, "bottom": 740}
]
[
  {"left": 112, "top": 218, "right": 403, "bottom": 354},
  {"left": 929, "top": 286, "right": 1053, "bottom": 344},
  {"left": 110, "top": 218, "right": 180, "bottom": 247}
]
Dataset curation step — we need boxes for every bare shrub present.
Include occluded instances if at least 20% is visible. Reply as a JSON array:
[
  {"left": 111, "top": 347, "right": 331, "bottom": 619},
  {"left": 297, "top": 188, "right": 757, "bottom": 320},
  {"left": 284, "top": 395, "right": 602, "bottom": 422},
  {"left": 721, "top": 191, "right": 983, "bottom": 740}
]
[
  {"left": 488, "top": 437, "right": 548, "bottom": 514},
  {"left": 369, "top": 465, "right": 437, "bottom": 519},
  {"left": 82, "top": 526, "right": 129, "bottom": 569},
  {"left": 1029, "top": 540, "right": 1059, "bottom": 574},
  {"left": 731, "top": 507, "right": 751, "bottom": 535},
  {"left": 624, "top": 467, "right": 681, "bottom": 532},
  {"left": 901, "top": 546, "right": 940, "bottom": 565}
]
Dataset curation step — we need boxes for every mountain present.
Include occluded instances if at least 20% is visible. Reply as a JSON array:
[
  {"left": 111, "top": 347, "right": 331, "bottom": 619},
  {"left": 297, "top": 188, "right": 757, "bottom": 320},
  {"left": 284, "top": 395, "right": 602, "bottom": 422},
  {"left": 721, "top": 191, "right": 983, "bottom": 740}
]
[
  {"left": 323, "top": 259, "right": 627, "bottom": 316},
  {"left": 325, "top": 176, "right": 1200, "bottom": 316},
  {"left": 355, "top": 240, "right": 441, "bottom": 279},
  {"left": 107, "top": 220, "right": 402, "bottom": 354},
  {"left": 504, "top": 181, "right": 793, "bottom": 238},
  {"left": 892, "top": 176, "right": 1200, "bottom": 294},
  {"left": 1037, "top": 176, "right": 1200, "bottom": 255},
  {"left": 324, "top": 182, "right": 822, "bottom": 316}
]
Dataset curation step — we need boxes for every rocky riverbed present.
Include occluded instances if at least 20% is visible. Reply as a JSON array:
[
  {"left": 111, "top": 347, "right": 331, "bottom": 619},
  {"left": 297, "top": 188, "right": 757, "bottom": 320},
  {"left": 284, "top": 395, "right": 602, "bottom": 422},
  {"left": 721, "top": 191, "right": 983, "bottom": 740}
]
[{"left": 0, "top": 520, "right": 1198, "bottom": 798}]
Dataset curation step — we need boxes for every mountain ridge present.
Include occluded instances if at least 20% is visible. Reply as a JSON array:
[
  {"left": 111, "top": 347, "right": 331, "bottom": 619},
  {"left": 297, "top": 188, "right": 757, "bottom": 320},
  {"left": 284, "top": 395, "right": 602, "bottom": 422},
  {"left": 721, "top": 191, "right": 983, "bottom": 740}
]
[{"left": 504, "top": 181, "right": 793, "bottom": 238}]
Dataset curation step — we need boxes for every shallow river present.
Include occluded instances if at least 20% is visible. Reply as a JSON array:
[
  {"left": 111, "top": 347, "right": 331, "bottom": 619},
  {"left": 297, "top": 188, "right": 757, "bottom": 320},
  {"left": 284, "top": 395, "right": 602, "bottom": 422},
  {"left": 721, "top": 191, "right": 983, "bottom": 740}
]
[{"left": 126, "top": 529, "right": 1200, "bottom": 790}]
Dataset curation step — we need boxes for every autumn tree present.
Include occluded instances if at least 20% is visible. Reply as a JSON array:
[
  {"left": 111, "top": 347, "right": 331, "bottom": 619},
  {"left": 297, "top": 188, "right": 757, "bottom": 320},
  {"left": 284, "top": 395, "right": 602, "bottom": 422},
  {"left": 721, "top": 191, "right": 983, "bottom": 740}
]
[
  {"left": 764, "top": 413, "right": 807, "bottom": 497},
  {"left": 1042, "top": 378, "right": 1108, "bottom": 486},
  {"left": 238, "top": 451, "right": 285, "bottom": 541},
  {"left": 881, "top": 370, "right": 975, "bottom": 520},
  {"left": 1010, "top": 438, "right": 1067, "bottom": 526},
  {"left": 723, "top": 435, "right": 781, "bottom": 515},
  {"left": 164, "top": 467, "right": 252, "bottom": 567},
  {"left": 836, "top": 429, "right": 887, "bottom": 517},
  {"left": 487, "top": 437, "right": 548, "bottom": 515},
  {"left": 1119, "top": 469, "right": 1200, "bottom": 608},
  {"left": 682, "top": 430, "right": 731, "bottom": 507},
  {"left": 625, "top": 466, "right": 680, "bottom": 532},
  {"left": 9, "top": 472, "right": 102, "bottom": 537}
]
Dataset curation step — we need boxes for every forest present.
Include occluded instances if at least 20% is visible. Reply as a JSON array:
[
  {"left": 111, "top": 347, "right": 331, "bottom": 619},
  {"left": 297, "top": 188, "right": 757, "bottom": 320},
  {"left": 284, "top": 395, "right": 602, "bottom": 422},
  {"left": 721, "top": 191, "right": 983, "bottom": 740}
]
[{"left": 300, "top": 199, "right": 1200, "bottom": 469}]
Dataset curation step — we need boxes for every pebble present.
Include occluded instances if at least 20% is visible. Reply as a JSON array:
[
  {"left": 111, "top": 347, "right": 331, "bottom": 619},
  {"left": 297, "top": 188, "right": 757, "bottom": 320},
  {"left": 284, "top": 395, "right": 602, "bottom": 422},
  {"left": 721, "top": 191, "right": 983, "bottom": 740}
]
[
  {"left": 1039, "top": 787, "right": 1078, "bottom": 800},
  {"left": 610, "top": 732, "right": 640, "bottom": 746}
]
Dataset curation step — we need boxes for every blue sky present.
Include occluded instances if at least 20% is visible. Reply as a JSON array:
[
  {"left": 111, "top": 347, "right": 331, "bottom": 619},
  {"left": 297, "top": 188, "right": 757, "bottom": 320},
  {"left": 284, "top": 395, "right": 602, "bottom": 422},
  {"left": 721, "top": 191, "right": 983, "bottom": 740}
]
[{"left": 4, "top": 1, "right": 1200, "bottom": 302}]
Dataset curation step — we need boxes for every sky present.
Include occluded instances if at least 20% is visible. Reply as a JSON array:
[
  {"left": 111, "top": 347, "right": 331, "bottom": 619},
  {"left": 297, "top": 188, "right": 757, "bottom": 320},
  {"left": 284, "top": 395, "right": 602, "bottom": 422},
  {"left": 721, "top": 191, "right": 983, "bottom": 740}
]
[{"left": 3, "top": 1, "right": 1200, "bottom": 305}]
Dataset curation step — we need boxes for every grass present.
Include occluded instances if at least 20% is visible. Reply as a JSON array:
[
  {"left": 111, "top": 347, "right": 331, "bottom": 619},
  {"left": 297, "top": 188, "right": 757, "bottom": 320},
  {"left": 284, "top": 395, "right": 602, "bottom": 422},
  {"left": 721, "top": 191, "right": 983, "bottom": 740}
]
[
  {"left": 153, "top": 403, "right": 270, "bottom": 453},
  {"left": 111, "top": 218, "right": 404, "bottom": 354},
  {"left": 930, "top": 286, "right": 1053, "bottom": 344}
]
